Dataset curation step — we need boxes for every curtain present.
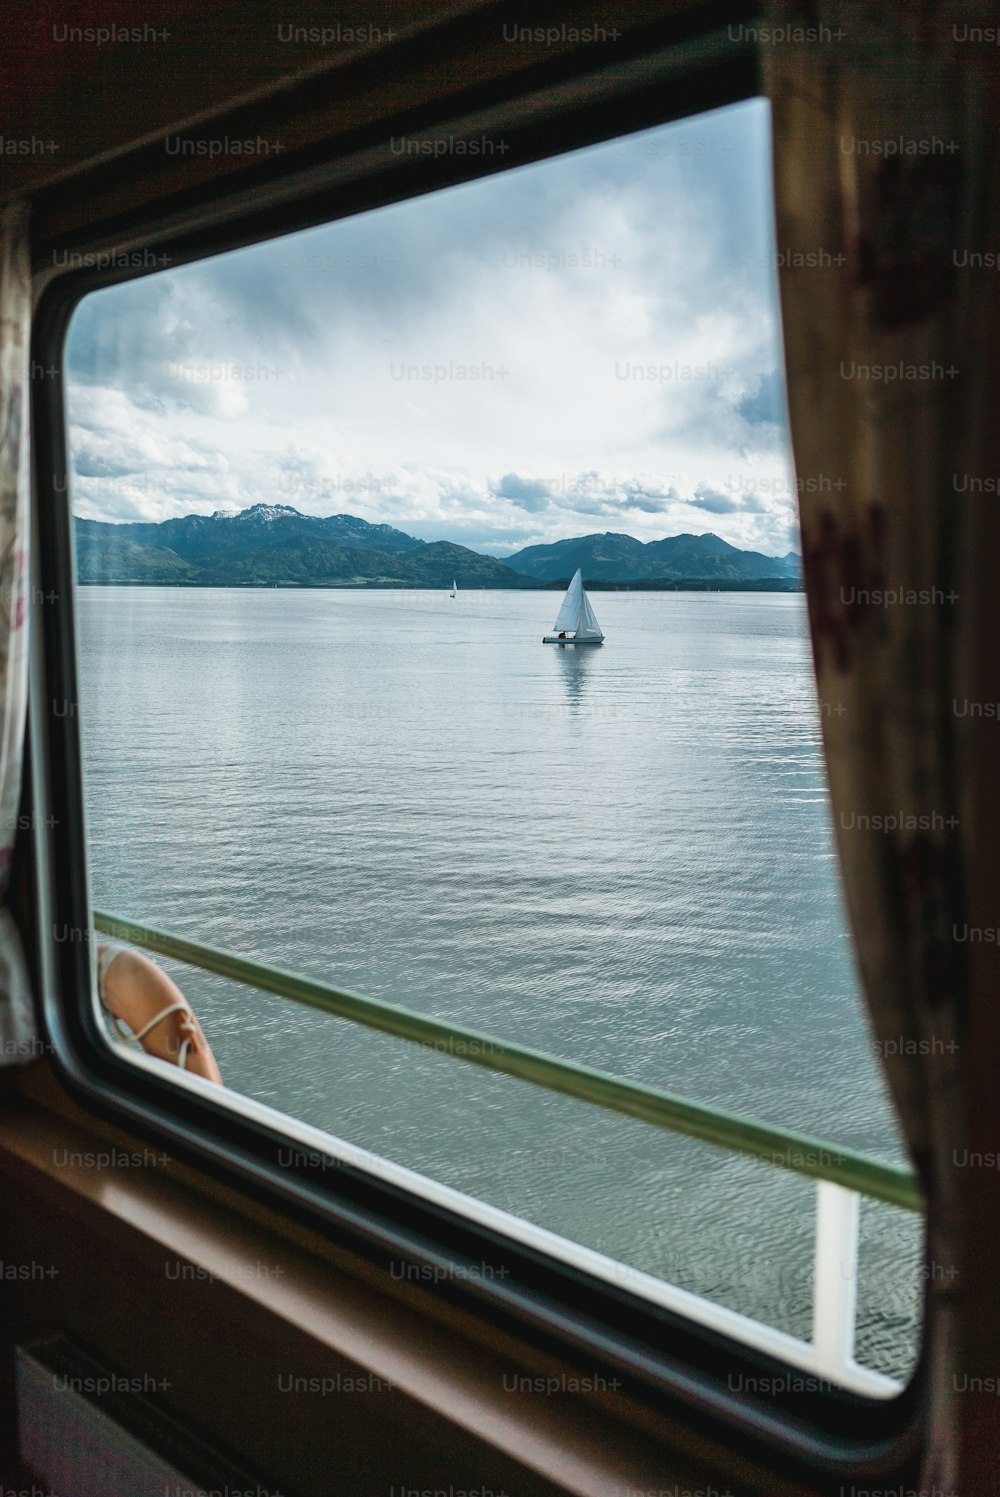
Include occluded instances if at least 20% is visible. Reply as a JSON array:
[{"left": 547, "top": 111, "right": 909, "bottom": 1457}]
[
  {"left": 0, "top": 201, "right": 37, "bottom": 1065},
  {"left": 763, "top": 3, "right": 1000, "bottom": 1487}
]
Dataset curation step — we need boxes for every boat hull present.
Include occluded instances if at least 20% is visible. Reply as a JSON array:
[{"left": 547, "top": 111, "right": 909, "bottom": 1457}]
[{"left": 542, "top": 635, "right": 604, "bottom": 645}]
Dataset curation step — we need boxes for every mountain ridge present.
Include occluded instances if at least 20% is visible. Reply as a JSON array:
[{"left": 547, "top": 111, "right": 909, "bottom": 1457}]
[
  {"left": 503, "top": 530, "right": 801, "bottom": 583},
  {"left": 74, "top": 505, "right": 802, "bottom": 589}
]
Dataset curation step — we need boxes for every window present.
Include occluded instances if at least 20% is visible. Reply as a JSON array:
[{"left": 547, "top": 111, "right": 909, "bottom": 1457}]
[{"left": 32, "top": 48, "right": 923, "bottom": 1471}]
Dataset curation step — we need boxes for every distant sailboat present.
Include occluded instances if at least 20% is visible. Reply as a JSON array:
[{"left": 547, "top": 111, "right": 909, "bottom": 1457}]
[
  {"left": 450, "top": 579, "right": 457, "bottom": 597},
  {"left": 543, "top": 568, "right": 604, "bottom": 645}
]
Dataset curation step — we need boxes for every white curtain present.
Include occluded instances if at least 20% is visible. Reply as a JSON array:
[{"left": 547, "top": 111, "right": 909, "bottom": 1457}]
[{"left": 0, "top": 201, "right": 37, "bottom": 1064}]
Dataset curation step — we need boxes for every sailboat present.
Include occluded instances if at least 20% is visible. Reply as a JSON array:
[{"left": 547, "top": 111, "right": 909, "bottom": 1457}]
[
  {"left": 543, "top": 568, "right": 604, "bottom": 644},
  {"left": 450, "top": 579, "right": 457, "bottom": 597}
]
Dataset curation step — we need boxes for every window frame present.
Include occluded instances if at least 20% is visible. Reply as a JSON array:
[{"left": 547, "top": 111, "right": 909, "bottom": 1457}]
[{"left": 27, "top": 16, "right": 926, "bottom": 1483}]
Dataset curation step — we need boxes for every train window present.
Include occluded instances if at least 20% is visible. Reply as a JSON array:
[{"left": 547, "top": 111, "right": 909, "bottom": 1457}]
[{"left": 38, "top": 86, "right": 922, "bottom": 1453}]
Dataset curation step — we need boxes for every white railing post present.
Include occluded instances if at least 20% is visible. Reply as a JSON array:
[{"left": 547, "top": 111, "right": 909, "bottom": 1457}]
[{"left": 812, "top": 1180, "right": 860, "bottom": 1382}]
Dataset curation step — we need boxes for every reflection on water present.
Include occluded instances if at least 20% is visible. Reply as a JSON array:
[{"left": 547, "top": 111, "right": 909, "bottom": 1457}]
[{"left": 553, "top": 639, "right": 598, "bottom": 713}]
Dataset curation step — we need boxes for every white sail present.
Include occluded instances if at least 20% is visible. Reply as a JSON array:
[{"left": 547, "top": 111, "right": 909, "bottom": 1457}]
[
  {"left": 551, "top": 569, "right": 584, "bottom": 632},
  {"left": 575, "top": 586, "right": 603, "bottom": 640},
  {"left": 452, "top": 579, "right": 457, "bottom": 592},
  {"left": 550, "top": 568, "right": 602, "bottom": 638}
]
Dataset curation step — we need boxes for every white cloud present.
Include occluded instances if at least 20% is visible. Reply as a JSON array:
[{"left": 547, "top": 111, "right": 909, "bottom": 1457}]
[{"left": 65, "top": 98, "right": 799, "bottom": 558}]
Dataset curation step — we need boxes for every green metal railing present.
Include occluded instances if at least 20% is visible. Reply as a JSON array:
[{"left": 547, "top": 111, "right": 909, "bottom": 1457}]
[{"left": 93, "top": 909, "right": 922, "bottom": 1214}]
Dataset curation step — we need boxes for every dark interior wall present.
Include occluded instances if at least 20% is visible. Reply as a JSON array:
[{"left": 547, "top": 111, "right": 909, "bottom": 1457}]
[
  {"left": 0, "top": 1161, "right": 551, "bottom": 1496},
  {"left": 2, "top": 0, "right": 731, "bottom": 229},
  {"left": 0, "top": 1083, "right": 775, "bottom": 1497}
]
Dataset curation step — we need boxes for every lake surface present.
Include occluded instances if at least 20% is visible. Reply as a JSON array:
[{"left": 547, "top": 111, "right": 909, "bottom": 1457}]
[{"left": 75, "top": 587, "right": 921, "bottom": 1378}]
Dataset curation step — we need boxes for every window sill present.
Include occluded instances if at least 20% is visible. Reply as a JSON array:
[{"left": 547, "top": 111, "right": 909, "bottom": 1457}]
[{"left": 0, "top": 1064, "right": 791, "bottom": 1497}]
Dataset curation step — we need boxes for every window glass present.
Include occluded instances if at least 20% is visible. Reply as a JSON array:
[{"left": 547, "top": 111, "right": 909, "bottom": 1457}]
[{"left": 65, "top": 98, "right": 921, "bottom": 1388}]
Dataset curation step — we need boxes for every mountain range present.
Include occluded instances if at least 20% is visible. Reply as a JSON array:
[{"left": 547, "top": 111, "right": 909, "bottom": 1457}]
[
  {"left": 504, "top": 530, "right": 801, "bottom": 584},
  {"left": 74, "top": 505, "right": 801, "bottom": 589}
]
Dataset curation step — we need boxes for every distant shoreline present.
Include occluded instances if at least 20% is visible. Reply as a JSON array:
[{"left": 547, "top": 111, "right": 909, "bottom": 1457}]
[{"left": 76, "top": 577, "right": 804, "bottom": 593}]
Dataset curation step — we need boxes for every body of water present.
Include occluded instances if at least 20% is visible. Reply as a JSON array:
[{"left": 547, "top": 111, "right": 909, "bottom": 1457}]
[{"left": 76, "top": 586, "right": 921, "bottom": 1377}]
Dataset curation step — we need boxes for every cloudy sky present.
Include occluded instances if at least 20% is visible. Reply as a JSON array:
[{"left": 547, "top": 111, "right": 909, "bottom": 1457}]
[{"left": 66, "top": 97, "right": 799, "bottom": 559}]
